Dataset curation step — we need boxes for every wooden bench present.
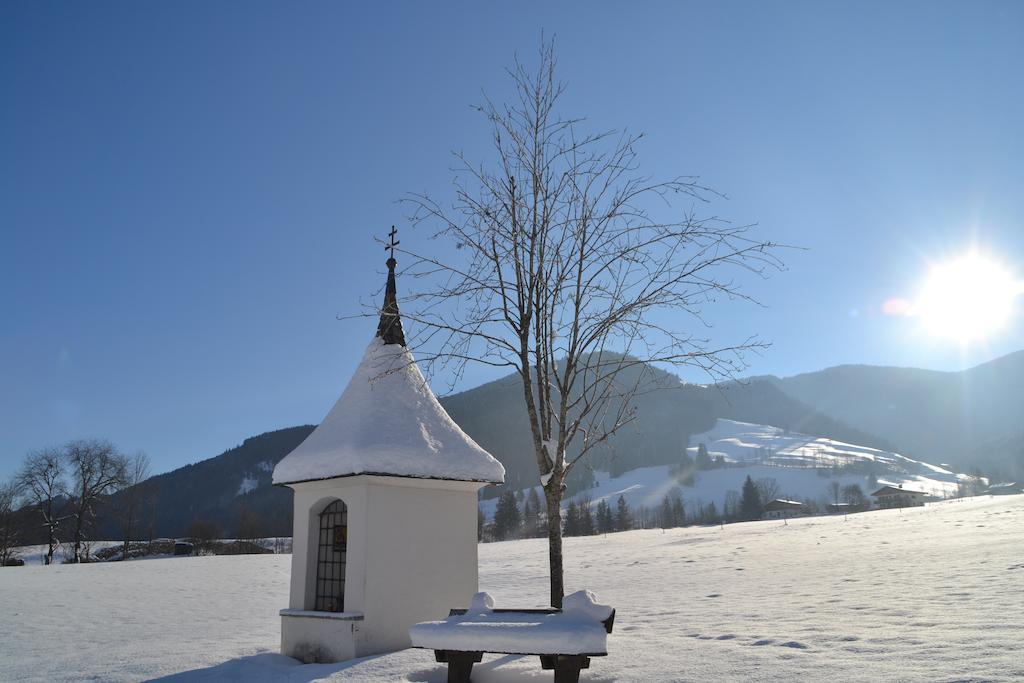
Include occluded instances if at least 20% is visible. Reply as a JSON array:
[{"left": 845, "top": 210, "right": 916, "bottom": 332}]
[{"left": 412, "top": 606, "right": 615, "bottom": 683}]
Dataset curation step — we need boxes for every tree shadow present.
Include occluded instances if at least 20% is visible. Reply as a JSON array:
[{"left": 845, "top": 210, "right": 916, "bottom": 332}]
[
  {"left": 152, "top": 651, "right": 617, "bottom": 682},
  {"left": 148, "top": 651, "right": 391, "bottom": 682},
  {"left": 407, "top": 654, "right": 618, "bottom": 682}
]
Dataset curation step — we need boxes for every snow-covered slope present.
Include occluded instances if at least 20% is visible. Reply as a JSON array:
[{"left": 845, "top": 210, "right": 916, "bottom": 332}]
[
  {"left": 484, "top": 419, "right": 972, "bottom": 519},
  {"left": 688, "top": 419, "right": 960, "bottom": 481},
  {"left": 2, "top": 495, "right": 1021, "bottom": 681}
]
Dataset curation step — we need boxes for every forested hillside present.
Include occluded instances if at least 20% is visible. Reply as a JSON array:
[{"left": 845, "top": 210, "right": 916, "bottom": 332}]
[
  {"left": 63, "top": 361, "right": 889, "bottom": 540},
  {"left": 765, "top": 350, "right": 1024, "bottom": 478}
]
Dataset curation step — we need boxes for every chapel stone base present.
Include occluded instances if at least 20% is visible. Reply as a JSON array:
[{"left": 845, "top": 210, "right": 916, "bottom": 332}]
[{"left": 280, "top": 610, "right": 363, "bottom": 664}]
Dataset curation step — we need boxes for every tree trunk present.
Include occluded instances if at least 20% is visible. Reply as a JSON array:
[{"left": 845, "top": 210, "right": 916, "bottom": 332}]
[
  {"left": 72, "top": 505, "right": 84, "bottom": 563},
  {"left": 122, "top": 508, "right": 134, "bottom": 561},
  {"left": 45, "top": 499, "right": 54, "bottom": 565},
  {"left": 44, "top": 497, "right": 57, "bottom": 565},
  {"left": 544, "top": 486, "right": 564, "bottom": 608}
]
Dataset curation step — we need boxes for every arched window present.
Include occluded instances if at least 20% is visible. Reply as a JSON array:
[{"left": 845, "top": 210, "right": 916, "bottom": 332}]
[{"left": 315, "top": 499, "right": 347, "bottom": 612}]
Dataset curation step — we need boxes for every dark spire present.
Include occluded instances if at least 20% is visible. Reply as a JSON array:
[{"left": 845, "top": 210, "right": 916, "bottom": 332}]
[{"left": 376, "top": 227, "right": 406, "bottom": 346}]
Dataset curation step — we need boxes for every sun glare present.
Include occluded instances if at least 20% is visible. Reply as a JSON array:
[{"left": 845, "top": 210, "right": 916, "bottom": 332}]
[{"left": 916, "top": 252, "right": 1021, "bottom": 342}]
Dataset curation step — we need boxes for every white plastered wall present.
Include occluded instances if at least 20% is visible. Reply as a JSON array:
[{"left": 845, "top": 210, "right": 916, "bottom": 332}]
[{"left": 285, "top": 475, "right": 485, "bottom": 659}]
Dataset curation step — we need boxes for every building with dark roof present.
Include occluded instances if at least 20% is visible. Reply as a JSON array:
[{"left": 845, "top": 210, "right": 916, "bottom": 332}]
[
  {"left": 763, "top": 499, "right": 805, "bottom": 519},
  {"left": 871, "top": 485, "right": 927, "bottom": 509}
]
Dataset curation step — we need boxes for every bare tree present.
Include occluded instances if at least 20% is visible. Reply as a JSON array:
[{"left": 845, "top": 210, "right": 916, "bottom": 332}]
[
  {"left": 396, "top": 41, "right": 781, "bottom": 606},
  {"left": 65, "top": 439, "right": 128, "bottom": 563},
  {"left": 841, "top": 483, "right": 867, "bottom": 510},
  {"left": 17, "top": 448, "right": 67, "bottom": 565},
  {"left": 145, "top": 480, "right": 161, "bottom": 551},
  {"left": 114, "top": 452, "right": 151, "bottom": 561},
  {"left": 0, "top": 481, "right": 23, "bottom": 565},
  {"left": 755, "top": 477, "right": 781, "bottom": 504},
  {"left": 235, "top": 505, "right": 264, "bottom": 548},
  {"left": 723, "top": 490, "right": 741, "bottom": 522},
  {"left": 827, "top": 480, "right": 841, "bottom": 506},
  {"left": 187, "top": 517, "right": 221, "bottom": 555}
]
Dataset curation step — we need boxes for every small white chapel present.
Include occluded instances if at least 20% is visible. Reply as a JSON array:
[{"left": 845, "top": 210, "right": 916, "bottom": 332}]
[{"left": 272, "top": 240, "right": 506, "bottom": 663}]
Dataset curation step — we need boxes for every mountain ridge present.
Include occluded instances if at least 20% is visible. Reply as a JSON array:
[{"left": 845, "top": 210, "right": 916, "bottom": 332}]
[
  {"left": 751, "top": 348, "right": 1024, "bottom": 382},
  {"left": 57, "top": 348, "right": 1020, "bottom": 541},
  {"left": 761, "top": 348, "right": 1024, "bottom": 477}
]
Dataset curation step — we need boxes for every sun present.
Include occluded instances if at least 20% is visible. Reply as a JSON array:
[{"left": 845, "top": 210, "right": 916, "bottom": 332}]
[{"left": 915, "top": 251, "right": 1021, "bottom": 342}]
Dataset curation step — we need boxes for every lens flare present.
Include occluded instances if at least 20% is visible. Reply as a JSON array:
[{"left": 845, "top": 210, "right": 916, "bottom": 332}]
[{"left": 916, "top": 252, "right": 1020, "bottom": 342}]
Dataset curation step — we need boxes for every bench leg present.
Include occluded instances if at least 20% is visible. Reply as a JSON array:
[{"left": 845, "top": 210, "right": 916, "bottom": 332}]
[
  {"left": 540, "top": 655, "right": 590, "bottom": 683},
  {"left": 435, "top": 650, "right": 483, "bottom": 683}
]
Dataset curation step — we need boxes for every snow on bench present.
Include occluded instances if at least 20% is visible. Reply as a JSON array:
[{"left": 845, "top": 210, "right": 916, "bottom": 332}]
[{"left": 410, "top": 590, "right": 615, "bottom": 683}]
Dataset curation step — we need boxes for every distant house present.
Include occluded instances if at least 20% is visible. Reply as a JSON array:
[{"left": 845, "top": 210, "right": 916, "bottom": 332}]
[
  {"left": 872, "top": 485, "right": 927, "bottom": 509},
  {"left": 985, "top": 482, "right": 1023, "bottom": 496},
  {"left": 763, "top": 499, "right": 805, "bottom": 520},
  {"left": 826, "top": 502, "right": 859, "bottom": 514}
]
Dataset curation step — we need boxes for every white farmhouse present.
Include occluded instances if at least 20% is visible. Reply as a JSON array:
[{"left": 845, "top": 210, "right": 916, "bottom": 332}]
[{"left": 272, "top": 248, "right": 505, "bottom": 663}]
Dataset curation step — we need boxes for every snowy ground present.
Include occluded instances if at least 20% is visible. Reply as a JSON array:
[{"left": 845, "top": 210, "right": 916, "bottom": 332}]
[
  {"left": 14, "top": 537, "right": 292, "bottom": 566},
  {"left": 2, "top": 495, "right": 1022, "bottom": 682},
  {"left": 14, "top": 540, "right": 124, "bottom": 565}
]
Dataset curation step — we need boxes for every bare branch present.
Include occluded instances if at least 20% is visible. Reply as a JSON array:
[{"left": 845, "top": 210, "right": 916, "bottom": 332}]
[{"left": 390, "top": 38, "right": 783, "bottom": 606}]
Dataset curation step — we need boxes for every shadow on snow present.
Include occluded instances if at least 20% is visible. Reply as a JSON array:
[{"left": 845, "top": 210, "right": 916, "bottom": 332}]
[{"left": 150, "top": 651, "right": 618, "bottom": 682}]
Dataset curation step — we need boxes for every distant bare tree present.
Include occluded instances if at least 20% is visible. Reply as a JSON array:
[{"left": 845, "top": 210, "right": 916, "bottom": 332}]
[
  {"left": 397, "top": 40, "right": 782, "bottom": 606},
  {"left": 64, "top": 439, "right": 128, "bottom": 563},
  {"left": 755, "top": 477, "right": 781, "bottom": 504},
  {"left": 187, "top": 517, "right": 221, "bottom": 555},
  {"left": 235, "top": 505, "right": 264, "bottom": 547},
  {"left": 114, "top": 452, "right": 151, "bottom": 561},
  {"left": 0, "top": 481, "right": 23, "bottom": 565},
  {"left": 827, "top": 480, "right": 841, "bottom": 506},
  {"left": 145, "top": 481, "right": 161, "bottom": 550},
  {"left": 17, "top": 448, "right": 67, "bottom": 565},
  {"left": 723, "top": 490, "right": 741, "bottom": 522},
  {"left": 841, "top": 483, "right": 867, "bottom": 510}
]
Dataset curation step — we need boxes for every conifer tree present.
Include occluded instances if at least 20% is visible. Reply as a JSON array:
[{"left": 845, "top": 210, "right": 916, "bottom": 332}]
[
  {"left": 596, "top": 499, "right": 614, "bottom": 534},
  {"left": 563, "top": 500, "right": 580, "bottom": 537},
  {"left": 704, "top": 501, "right": 719, "bottom": 524},
  {"left": 696, "top": 442, "right": 712, "bottom": 470},
  {"left": 740, "top": 475, "right": 763, "bottom": 521},
  {"left": 671, "top": 492, "right": 686, "bottom": 527},
  {"left": 615, "top": 495, "right": 633, "bottom": 531},
  {"left": 493, "top": 489, "right": 521, "bottom": 540},
  {"left": 660, "top": 488, "right": 685, "bottom": 528},
  {"left": 527, "top": 487, "right": 544, "bottom": 537},
  {"left": 578, "top": 497, "right": 594, "bottom": 536}
]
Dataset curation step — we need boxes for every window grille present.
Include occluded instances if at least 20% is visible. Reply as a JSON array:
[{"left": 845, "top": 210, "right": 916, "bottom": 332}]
[{"left": 315, "top": 499, "right": 347, "bottom": 612}]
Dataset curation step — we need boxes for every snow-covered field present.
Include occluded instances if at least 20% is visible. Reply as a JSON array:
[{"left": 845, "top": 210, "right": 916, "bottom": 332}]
[
  {"left": 484, "top": 419, "right": 973, "bottom": 520},
  {"left": 14, "top": 537, "right": 292, "bottom": 566},
  {"left": 2, "top": 495, "right": 1022, "bottom": 682},
  {"left": 14, "top": 540, "right": 125, "bottom": 566}
]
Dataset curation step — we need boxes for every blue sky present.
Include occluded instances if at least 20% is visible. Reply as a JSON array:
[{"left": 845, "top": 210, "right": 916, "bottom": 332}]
[{"left": 2, "top": 1, "right": 1022, "bottom": 479}]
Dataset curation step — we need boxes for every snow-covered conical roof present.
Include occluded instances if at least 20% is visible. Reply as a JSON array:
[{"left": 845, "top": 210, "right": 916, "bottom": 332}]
[{"left": 272, "top": 255, "right": 505, "bottom": 486}]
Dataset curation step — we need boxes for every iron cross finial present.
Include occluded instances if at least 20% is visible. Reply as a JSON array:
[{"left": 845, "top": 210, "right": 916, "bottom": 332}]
[{"left": 385, "top": 226, "right": 400, "bottom": 260}]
